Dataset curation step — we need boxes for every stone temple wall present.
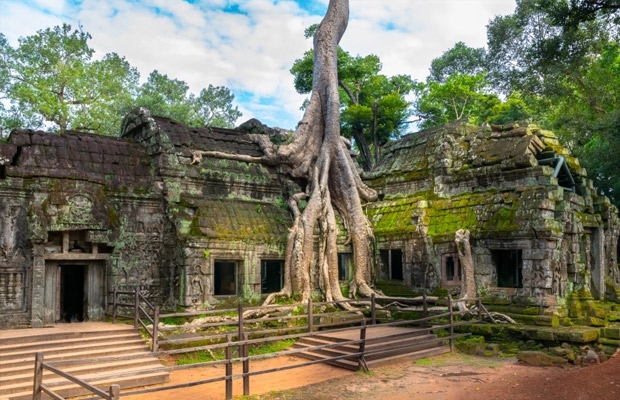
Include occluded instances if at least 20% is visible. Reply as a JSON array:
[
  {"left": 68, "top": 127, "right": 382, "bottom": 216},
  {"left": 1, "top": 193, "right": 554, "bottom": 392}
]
[
  {"left": 365, "top": 122, "right": 620, "bottom": 307},
  {"left": 0, "top": 113, "right": 617, "bottom": 328},
  {"left": 0, "top": 108, "right": 298, "bottom": 328}
]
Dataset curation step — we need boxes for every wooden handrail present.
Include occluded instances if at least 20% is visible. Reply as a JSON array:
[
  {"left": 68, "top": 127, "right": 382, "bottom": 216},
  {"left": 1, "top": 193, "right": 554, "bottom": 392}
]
[
  {"left": 33, "top": 353, "right": 120, "bottom": 400},
  {"left": 96, "top": 289, "right": 490, "bottom": 399}
]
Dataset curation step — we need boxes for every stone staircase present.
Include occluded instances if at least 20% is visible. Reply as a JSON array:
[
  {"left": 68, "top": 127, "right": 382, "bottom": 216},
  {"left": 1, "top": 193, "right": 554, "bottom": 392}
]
[
  {"left": 0, "top": 324, "right": 169, "bottom": 399},
  {"left": 294, "top": 325, "right": 450, "bottom": 370}
]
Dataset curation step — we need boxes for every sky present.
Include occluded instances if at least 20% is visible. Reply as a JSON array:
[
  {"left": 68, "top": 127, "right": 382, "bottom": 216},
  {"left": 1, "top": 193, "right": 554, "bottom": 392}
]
[{"left": 0, "top": 0, "right": 517, "bottom": 130}]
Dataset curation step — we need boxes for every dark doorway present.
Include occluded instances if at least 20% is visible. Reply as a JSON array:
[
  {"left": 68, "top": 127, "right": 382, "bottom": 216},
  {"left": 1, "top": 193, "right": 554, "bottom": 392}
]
[
  {"left": 493, "top": 250, "right": 523, "bottom": 288},
  {"left": 338, "top": 253, "right": 351, "bottom": 281},
  {"left": 379, "top": 249, "right": 403, "bottom": 281},
  {"left": 60, "top": 265, "right": 85, "bottom": 322},
  {"left": 261, "top": 260, "right": 283, "bottom": 293},
  {"left": 214, "top": 261, "right": 238, "bottom": 295}
]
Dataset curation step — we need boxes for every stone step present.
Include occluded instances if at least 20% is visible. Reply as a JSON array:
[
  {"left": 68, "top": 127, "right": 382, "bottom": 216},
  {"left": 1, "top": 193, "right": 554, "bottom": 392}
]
[
  {"left": 0, "top": 344, "right": 151, "bottom": 371},
  {"left": 0, "top": 327, "right": 138, "bottom": 346},
  {"left": 0, "top": 354, "right": 161, "bottom": 387},
  {"left": 3, "top": 369, "right": 170, "bottom": 400},
  {"left": 294, "top": 326, "right": 448, "bottom": 371},
  {"left": 0, "top": 324, "right": 169, "bottom": 399},
  {"left": 0, "top": 331, "right": 140, "bottom": 354},
  {"left": 0, "top": 338, "right": 147, "bottom": 362},
  {"left": 296, "top": 342, "right": 450, "bottom": 370}
]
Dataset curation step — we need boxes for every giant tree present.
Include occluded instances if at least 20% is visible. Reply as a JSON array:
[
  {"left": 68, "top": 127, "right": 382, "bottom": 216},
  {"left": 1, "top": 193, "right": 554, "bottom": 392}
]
[{"left": 192, "top": 0, "right": 378, "bottom": 304}]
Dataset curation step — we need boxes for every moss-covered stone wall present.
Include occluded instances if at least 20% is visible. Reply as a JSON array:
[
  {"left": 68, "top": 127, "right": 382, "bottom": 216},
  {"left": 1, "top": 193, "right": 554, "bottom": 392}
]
[{"left": 365, "top": 122, "right": 620, "bottom": 308}]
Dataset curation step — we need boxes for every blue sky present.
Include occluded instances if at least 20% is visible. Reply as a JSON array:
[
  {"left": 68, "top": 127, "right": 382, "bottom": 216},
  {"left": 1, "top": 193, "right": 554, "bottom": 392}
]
[{"left": 0, "top": 0, "right": 516, "bottom": 130}]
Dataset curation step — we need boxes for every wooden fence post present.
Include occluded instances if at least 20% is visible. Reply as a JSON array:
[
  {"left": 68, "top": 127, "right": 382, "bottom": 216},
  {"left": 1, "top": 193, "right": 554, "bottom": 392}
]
[
  {"left": 422, "top": 290, "right": 428, "bottom": 329},
  {"left": 448, "top": 295, "right": 454, "bottom": 352},
  {"left": 242, "top": 332, "right": 250, "bottom": 396},
  {"left": 134, "top": 286, "right": 140, "bottom": 329},
  {"left": 109, "top": 384, "right": 121, "bottom": 400},
  {"left": 225, "top": 334, "right": 233, "bottom": 400},
  {"left": 358, "top": 321, "right": 369, "bottom": 372},
  {"left": 33, "top": 352, "right": 43, "bottom": 400},
  {"left": 308, "top": 298, "right": 313, "bottom": 332},
  {"left": 152, "top": 305, "right": 160, "bottom": 352},
  {"left": 477, "top": 298, "right": 482, "bottom": 322},
  {"left": 371, "top": 293, "right": 376, "bottom": 325}
]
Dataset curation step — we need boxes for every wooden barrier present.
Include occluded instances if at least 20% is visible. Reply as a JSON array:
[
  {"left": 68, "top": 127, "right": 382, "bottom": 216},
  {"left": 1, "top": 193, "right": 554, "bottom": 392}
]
[
  {"left": 33, "top": 353, "right": 120, "bottom": 400},
  {"left": 97, "top": 289, "right": 499, "bottom": 399}
]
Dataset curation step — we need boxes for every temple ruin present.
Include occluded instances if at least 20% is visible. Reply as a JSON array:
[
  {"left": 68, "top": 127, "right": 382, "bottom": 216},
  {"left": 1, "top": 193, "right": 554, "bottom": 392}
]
[{"left": 0, "top": 108, "right": 618, "bottom": 328}]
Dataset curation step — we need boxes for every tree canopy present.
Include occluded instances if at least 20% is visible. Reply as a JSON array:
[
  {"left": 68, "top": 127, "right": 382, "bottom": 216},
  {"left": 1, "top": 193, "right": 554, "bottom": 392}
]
[
  {"left": 411, "top": 0, "right": 620, "bottom": 205},
  {"left": 486, "top": 0, "right": 620, "bottom": 205},
  {"left": 0, "top": 23, "right": 241, "bottom": 136}
]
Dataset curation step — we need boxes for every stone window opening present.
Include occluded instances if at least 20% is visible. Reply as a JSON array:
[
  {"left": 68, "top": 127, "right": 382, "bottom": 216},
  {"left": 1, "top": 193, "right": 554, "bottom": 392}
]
[
  {"left": 493, "top": 250, "right": 523, "bottom": 288},
  {"left": 214, "top": 260, "right": 240, "bottom": 296},
  {"left": 0, "top": 165, "right": 5, "bottom": 179},
  {"left": 441, "top": 254, "right": 461, "bottom": 285},
  {"left": 338, "top": 253, "right": 352, "bottom": 281},
  {"left": 261, "top": 260, "right": 283, "bottom": 294},
  {"left": 379, "top": 249, "right": 403, "bottom": 281},
  {"left": 536, "top": 152, "right": 576, "bottom": 193}
]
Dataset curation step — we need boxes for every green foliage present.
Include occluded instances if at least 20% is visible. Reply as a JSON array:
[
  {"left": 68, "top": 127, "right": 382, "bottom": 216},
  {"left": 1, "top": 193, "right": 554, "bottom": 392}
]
[
  {"left": 0, "top": 23, "right": 242, "bottom": 136},
  {"left": 428, "top": 41, "right": 487, "bottom": 83},
  {"left": 0, "top": 24, "right": 139, "bottom": 135},
  {"left": 413, "top": 73, "right": 493, "bottom": 129},
  {"left": 194, "top": 84, "right": 242, "bottom": 128}
]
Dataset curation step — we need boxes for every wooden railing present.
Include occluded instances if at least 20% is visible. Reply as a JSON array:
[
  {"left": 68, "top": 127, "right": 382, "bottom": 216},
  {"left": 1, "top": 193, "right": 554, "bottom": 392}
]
[
  {"left": 74, "top": 289, "right": 492, "bottom": 399},
  {"left": 108, "top": 290, "right": 448, "bottom": 354},
  {"left": 110, "top": 287, "right": 159, "bottom": 351},
  {"left": 119, "top": 307, "right": 467, "bottom": 400},
  {"left": 33, "top": 352, "right": 120, "bottom": 400}
]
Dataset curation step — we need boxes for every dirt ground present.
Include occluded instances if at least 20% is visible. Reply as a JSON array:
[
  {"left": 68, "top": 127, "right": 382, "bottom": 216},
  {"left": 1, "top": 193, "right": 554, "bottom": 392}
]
[{"left": 124, "top": 350, "right": 620, "bottom": 400}]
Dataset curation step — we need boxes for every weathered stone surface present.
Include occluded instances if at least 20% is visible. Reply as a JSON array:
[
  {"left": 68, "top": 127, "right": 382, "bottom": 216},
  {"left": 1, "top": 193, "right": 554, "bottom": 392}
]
[
  {"left": 517, "top": 351, "right": 569, "bottom": 366},
  {"left": 365, "top": 121, "right": 619, "bottom": 309},
  {"left": 1, "top": 113, "right": 619, "bottom": 329}
]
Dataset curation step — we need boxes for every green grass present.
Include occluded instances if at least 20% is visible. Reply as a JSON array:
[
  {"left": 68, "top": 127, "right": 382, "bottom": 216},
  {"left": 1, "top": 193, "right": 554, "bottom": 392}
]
[
  {"left": 174, "top": 338, "right": 297, "bottom": 365},
  {"left": 249, "top": 338, "right": 296, "bottom": 356}
]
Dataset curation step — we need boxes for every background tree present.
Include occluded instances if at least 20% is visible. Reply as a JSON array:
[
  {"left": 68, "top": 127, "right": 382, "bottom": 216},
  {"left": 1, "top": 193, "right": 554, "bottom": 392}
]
[
  {"left": 412, "top": 41, "right": 531, "bottom": 129},
  {"left": 194, "top": 84, "right": 242, "bottom": 129},
  {"left": 135, "top": 70, "right": 199, "bottom": 126},
  {"left": 291, "top": 30, "right": 413, "bottom": 171},
  {"left": 413, "top": 72, "right": 495, "bottom": 129},
  {"left": 0, "top": 24, "right": 243, "bottom": 136},
  {"left": 0, "top": 24, "right": 138, "bottom": 135},
  {"left": 428, "top": 41, "right": 487, "bottom": 84},
  {"left": 485, "top": 0, "right": 620, "bottom": 205}
]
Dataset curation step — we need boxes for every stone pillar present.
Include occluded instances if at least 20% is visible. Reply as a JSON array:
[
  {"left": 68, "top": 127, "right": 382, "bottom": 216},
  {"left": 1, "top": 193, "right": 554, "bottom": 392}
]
[
  {"left": 591, "top": 227, "right": 605, "bottom": 300},
  {"left": 30, "top": 243, "right": 46, "bottom": 327}
]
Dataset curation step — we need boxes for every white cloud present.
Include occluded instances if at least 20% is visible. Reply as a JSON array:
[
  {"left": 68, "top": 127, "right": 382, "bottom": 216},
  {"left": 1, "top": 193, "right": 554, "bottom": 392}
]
[{"left": 0, "top": 0, "right": 516, "bottom": 130}]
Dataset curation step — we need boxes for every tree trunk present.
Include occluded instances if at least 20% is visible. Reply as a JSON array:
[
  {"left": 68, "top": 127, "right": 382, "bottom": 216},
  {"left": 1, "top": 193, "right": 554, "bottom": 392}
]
[
  {"left": 455, "top": 229, "right": 476, "bottom": 311},
  {"left": 193, "top": 0, "right": 378, "bottom": 305},
  {"left": 372, "top": 99, "right": 380, "bottom": 165}
]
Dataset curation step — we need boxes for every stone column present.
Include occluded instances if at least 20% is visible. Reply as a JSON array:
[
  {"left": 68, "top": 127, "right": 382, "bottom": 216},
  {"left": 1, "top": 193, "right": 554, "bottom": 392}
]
[
  {"left": 591, "top": 227, "right": 605, "bottom": 300},
  {"left": 30, "top": 243, "right": 46, "bottom": 327}
]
